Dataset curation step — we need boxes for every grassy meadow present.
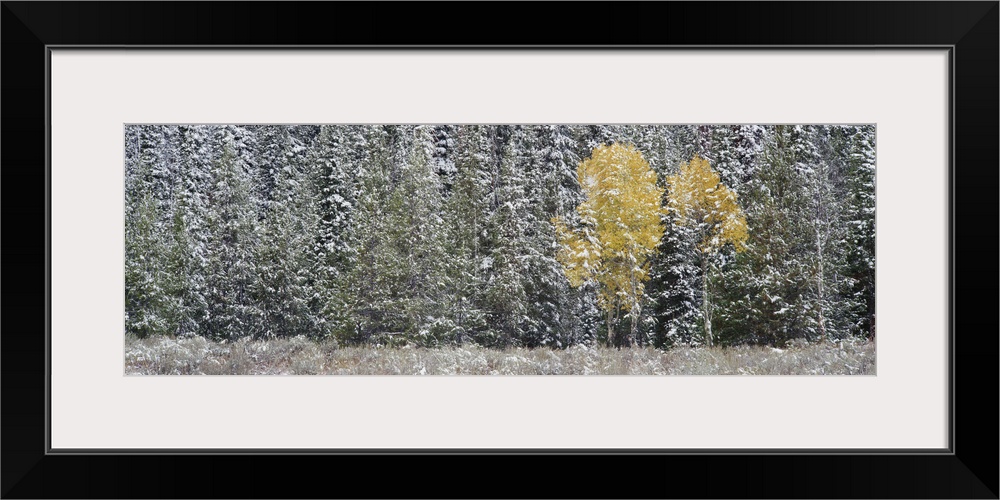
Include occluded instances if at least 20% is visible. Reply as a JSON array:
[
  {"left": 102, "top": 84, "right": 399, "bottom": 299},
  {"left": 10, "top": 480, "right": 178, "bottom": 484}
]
[{"left": 125, "top": 335, "right": 875, "bottom": 375}]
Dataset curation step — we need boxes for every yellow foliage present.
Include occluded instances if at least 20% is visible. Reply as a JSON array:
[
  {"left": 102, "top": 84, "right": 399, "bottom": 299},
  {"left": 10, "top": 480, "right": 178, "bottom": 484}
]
[
  {"left": 666, "top": 154, "right": 748, "bottom": 254},
  {"left": 554, "top": 143, "right": 665, "bottom": 314}
]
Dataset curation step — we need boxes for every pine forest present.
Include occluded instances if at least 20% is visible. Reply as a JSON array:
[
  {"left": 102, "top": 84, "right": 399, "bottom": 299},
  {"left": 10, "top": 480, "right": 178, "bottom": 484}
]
[{"left": 125, "top": 124, "right": 876, "bottom": 375}]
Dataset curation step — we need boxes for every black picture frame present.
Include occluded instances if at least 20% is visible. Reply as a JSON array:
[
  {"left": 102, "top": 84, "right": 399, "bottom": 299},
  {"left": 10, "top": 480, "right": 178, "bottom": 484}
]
[{"left": 3, "top": 2, "right": 996, "bottom": 498}]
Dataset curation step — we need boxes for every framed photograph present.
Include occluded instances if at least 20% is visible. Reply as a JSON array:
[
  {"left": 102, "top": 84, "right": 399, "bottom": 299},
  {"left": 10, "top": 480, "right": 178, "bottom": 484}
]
[{"left": 3, "top": 2, "right": 996, "bottom": 498}]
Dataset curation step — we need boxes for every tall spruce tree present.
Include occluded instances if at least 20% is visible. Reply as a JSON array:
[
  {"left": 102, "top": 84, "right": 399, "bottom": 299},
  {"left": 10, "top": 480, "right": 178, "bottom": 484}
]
[
  {"left": 308, "top": 125, "right": 359, "bottom": 340},
  {"left": 125, "top": 157, "right": 170, "bottom": 337},
  {"left": 716, "top": 126, "right": 814, "bottom": 345},
  {"left": 441, "top": 125, "right": 492, "bottom": 345},
  {"left": 479, "top": 127, "right": 530, "bottom": 347},
  {"left": 253, "top": 131, "right": 322, "bottom": 338},
  {"left": 840, "top": 125, "right": 876, "bottom": 339},
  {"left": 202, "top": 137, "right": 260, "bottom": 340}
]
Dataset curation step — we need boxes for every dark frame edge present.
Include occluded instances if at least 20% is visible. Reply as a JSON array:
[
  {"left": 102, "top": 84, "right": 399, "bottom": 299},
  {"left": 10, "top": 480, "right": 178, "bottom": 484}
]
[
  {"left": 947, "top": 44, "right": 955, "bottom": 457},
  {"left": 951, "top": 2, "right": 1000, "bottom": 497},
  {"left": 46, "top": 447, "right": 953, "bottom": 456},
  {"left": 2, "top": 1, "right": 997, "bottom": 499},
  {"left": 44, "top": 45, "right": 52, "bottom": 458}
]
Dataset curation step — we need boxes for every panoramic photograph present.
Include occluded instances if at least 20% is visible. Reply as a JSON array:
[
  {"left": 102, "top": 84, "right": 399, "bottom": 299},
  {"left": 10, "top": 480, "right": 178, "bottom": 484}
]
[{"left": 124, "top": 124, "right": 875, "bottom": 375}]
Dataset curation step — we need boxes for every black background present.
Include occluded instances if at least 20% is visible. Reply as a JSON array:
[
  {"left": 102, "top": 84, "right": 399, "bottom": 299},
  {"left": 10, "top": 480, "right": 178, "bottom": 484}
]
[{"left": 2, "top": 2, "right": 997, "bottom": 498}]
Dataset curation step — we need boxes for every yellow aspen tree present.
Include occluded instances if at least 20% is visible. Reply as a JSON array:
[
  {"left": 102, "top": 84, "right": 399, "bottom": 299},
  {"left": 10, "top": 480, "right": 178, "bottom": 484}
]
[
  {"left": 666, "top": 154, "right": 748, "bottom": 347},
  {"left": 554, "top": 143, "right": 665, "bottom": 347}
]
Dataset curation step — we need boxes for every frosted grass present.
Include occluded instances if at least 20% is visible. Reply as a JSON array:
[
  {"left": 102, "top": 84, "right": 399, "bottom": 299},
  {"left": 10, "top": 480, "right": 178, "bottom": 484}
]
[{"left": 125, "top": 335, "right": 874, "bottom": 375}]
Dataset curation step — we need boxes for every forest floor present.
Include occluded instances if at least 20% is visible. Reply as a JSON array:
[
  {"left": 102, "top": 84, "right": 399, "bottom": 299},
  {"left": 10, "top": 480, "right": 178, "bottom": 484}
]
[{"left": 125, "top": 335, "right": 875, "bottom": 375}]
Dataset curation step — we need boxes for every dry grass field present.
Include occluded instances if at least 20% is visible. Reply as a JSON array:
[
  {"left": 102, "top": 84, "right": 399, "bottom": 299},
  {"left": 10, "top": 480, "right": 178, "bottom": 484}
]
[{"left": 125, "top": 335, "right": 875, "bottom": 375}]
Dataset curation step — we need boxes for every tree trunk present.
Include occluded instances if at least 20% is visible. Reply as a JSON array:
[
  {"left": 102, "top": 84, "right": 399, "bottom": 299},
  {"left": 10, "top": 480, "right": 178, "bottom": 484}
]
[
  {"left": 630, "top": 313, "right": 638, "bottom": 348},
  {"left": 629, "top": 314, "right": 642, "bottom": 347},
  {"left": 607, "top": 309, "right": 615, "bottom": 348},
  {"left": 816, "top": 238, "right": 827, "bottom": 342},
  {"left": 629, "top": 272, "right": 639, "bottom": 347},
  {"left": 702, "top": 255, "right": 712, "bottom": 347}
]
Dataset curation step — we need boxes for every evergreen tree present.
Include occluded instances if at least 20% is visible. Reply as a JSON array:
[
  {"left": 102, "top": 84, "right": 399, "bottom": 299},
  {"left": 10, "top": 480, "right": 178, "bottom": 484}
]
[
  {"left": 125, "top": 158, "right": 170, "bottom": 337},
  {"left": 645, "top": 126, "right": 702, "bottom": 347},
  {"left": 480, "top": 127, "right": 530, "bottom": 347},
  {"left": 388, "top": 125, "right": 452, "bottom": 345},
  {"left": 249, "top": 125, "right": 285, "bottom": 217},
  {"left": 441, "top": 125, "right": 492, "bottom": 345},
  {"left": 716, "top": 125, "right": 814, "bottom": 345},
  {"left": 710, "top": 125, "right": 763, "bottom": 193},
  {"left": 202, "top": 138, "right": 260, "bottom": 340},
  {"left": 431, "top": 124, "right": 458, "bottom": 192},
  {"left": 799, "top": 126, "right": 851, "bottom": 340},
  {"left": 308, "top": 125, "right": 359, "bottom": 340},
  {"left": 167, "top": 126, "right": 214, "bottom": 337},
  {"left": 254, "top": 132, "right": 322, "bottom": 338},
  {"left": 345, "top": 125, "right": 395, "bottom": 343},
  {"left": 840, "top": 125, "right": 876, "bottom": 339},
  {"left": 520, "top": 126, "right": 585, "bottom": 347},
  {"left": 162, "top": 186, "right": 199, "bottom": 336}
]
